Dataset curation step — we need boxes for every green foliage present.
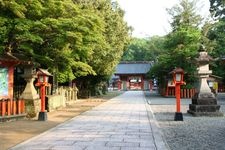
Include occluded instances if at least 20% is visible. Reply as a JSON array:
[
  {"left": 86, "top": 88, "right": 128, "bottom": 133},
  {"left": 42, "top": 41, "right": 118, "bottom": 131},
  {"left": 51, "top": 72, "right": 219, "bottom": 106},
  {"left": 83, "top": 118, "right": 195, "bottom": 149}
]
[
  {"left": 122, "top": 36, "right": 165, "bottom": 62},
  {"left": 149, "top": 0, "right": 203, "bottom": 87},
  {"left": 0, "top": 0, "right": 130, "bottom": 86},
  {"left": 208, "top": 0, "right": 225, "bottom": 81},
  {"left": 73, "top": 0, "right": 130, "bottom": 96},
  {"left": 122, "top": 38, "right": 149, "bottom": 61},
  {"left": 167, "top": 0, "right": 202, "bottom": 31}
]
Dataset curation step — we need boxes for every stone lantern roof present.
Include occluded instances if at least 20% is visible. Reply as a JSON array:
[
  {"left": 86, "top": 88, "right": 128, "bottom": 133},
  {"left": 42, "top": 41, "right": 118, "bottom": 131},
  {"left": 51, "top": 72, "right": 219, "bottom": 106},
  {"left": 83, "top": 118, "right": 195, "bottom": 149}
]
[{"left": 195, "top": 51, "right": 214, "bottom": 64}]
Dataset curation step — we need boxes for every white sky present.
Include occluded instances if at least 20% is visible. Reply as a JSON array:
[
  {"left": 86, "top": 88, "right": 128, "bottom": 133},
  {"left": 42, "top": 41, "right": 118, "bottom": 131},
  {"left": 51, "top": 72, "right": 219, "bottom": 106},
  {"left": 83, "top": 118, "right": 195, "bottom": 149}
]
[{"left": 116, "top": 0, "right": 210, "bottom": 38}]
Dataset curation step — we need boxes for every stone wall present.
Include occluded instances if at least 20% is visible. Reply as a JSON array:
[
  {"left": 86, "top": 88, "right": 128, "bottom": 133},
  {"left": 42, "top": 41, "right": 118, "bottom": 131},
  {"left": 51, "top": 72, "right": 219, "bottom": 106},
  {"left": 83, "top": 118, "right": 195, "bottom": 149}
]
[
  {"left": 46, "top": 86, "right": 78, "bottom": 112},
  {"left": 46, "top": 94, "right": 66, "bottom": 112}
]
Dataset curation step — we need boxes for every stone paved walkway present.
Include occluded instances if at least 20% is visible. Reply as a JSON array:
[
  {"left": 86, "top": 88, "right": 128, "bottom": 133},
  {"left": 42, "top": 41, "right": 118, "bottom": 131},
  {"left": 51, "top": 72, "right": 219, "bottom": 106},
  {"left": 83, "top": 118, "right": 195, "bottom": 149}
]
[{"left": 10, "top": 91, "right": 168, "bottom": 150}]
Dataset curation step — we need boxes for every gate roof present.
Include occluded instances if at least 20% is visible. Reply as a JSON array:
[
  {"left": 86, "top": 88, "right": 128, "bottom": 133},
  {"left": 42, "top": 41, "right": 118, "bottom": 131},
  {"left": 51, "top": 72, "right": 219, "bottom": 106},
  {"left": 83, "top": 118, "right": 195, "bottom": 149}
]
[{"left": 115, "top": 61, "right": 152, "bottom": 75}]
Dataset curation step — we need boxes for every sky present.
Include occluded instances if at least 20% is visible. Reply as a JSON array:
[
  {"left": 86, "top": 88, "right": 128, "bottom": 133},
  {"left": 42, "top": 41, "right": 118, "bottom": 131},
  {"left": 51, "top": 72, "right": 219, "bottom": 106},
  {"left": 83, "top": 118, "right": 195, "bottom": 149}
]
[{"left": 116, "top": 0, "right": 210, "bottom": 38}]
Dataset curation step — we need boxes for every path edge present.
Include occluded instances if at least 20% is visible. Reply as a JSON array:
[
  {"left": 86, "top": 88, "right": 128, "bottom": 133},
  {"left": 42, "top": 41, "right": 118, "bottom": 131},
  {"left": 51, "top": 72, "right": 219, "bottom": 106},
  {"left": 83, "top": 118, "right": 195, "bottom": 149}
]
[{"left": 144, "top": 92, "right": 170, "bottom": 150}]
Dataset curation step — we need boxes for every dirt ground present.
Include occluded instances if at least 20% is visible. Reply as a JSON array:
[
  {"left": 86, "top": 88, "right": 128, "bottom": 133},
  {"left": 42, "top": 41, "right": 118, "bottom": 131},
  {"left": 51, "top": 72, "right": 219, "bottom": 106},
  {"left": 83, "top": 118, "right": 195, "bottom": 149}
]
[{"left": 0, "top": 91, "right": 122, "bottom": 150}]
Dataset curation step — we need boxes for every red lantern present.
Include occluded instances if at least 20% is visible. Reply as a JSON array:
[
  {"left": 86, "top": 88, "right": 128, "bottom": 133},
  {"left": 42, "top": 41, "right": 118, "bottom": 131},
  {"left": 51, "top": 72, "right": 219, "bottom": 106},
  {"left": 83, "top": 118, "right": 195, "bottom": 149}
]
[
  {"left": 170, "top": 68, "right": 186, "bottom": 121},
  {"left": 35, "top": 69, "right": 51, "bottom": 121}
]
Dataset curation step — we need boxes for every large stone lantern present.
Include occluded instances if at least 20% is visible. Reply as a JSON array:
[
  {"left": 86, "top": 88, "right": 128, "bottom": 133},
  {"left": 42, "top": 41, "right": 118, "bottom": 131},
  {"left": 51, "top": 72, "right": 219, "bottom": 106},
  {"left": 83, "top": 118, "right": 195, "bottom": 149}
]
[{"left": 188, "top": 50, "right": 223, "bottom": 116}]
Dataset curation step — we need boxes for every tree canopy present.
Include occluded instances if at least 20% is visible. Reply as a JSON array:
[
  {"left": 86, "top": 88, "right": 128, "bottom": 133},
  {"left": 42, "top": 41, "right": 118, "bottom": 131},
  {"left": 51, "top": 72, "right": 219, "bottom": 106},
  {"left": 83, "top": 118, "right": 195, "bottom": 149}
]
[
  {"left": 148, "top": 0, "right": 203, "bottom": 88},
  {"left": 122, "top": 36, "right": 165, "bottom": 62},
  {"left": 208, "top": 0, "right": 225, "bottom": 81},
  {"left": 0, "top": 0, "right": 130, "bottom": 86}
]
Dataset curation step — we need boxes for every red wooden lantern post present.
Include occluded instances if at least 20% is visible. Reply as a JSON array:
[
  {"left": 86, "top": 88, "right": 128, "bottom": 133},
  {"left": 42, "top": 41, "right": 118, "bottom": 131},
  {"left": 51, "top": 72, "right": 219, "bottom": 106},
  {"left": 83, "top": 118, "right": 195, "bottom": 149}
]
[
  {"left": 35, "top": 69, "right": 51, "bottom": 121},
  {"left": 170, "top": 68, "right": 186, "bottom": 121}
]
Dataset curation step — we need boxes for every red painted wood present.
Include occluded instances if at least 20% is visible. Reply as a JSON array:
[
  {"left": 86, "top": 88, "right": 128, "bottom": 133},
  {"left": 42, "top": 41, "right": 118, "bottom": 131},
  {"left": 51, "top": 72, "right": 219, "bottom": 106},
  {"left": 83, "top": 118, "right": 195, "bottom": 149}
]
[
  {"left": 17, "top": 100, "right": 21, "bottom": 114},
  {"left": 0, "top": 101, "right": 2, "bottom": 116},
  {"left": 40, "top": 86, "right": 46, "bottom": 112},
  {"left": 187, "top": 89, "right": 190, "bottom": 98},
  {"left": 175, "top": 84, "right": 181, "bottom": 112},
  {"left": 2, "top": 100, "right": 6, "bottom": 116},
  {"left": 181, "top": 89, "right": 183, "bottom": 98},
  {"left": 7, "top": 100, "right": 11, "bottom": 116},
  {"left": 13, "top": 100, "right": 16, "bottom": 115}
]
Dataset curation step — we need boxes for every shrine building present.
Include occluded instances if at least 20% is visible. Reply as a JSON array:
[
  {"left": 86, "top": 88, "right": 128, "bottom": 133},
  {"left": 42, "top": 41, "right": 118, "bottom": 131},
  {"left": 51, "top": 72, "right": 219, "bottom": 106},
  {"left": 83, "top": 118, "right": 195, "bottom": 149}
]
[{"left": 113, "top": 61, "right": 152, "bottom": 91}]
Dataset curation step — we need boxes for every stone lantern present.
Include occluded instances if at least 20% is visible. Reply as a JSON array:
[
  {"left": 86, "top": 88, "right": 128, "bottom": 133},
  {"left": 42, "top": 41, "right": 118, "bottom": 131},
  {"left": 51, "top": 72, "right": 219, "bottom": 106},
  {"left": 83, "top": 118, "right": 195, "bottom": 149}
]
[
  {"left": 20, "top": 65, "right": 39, "bottom": 100},
  {"left": 188, "top": 48, "right": 223, "bottom": 116}
]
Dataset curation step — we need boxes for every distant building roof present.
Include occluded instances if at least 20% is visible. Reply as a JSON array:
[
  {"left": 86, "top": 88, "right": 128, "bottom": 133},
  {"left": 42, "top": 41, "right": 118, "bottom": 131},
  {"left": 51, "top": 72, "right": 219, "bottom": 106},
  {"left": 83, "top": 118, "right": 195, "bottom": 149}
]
[{"left": 114, "top": 61, "right": 152, "bottom": 75}]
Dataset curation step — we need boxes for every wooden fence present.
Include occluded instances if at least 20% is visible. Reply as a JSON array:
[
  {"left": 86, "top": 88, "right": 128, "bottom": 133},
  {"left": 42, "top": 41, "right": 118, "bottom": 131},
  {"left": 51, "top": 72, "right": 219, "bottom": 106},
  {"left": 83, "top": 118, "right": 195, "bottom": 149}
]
[
  {"left": 166, "top": 87, "right": 196, "bottom": 98},
  {"left": 0, "top": 99, "right": 26, "bottom": 121}
]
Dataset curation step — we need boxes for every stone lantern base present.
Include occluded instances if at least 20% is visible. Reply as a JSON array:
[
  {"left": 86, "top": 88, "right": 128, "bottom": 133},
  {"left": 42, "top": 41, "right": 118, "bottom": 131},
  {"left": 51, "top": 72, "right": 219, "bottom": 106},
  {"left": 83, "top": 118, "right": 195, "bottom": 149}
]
[{"left": 188, "top": 92, "right": 223, "bottom": 116}]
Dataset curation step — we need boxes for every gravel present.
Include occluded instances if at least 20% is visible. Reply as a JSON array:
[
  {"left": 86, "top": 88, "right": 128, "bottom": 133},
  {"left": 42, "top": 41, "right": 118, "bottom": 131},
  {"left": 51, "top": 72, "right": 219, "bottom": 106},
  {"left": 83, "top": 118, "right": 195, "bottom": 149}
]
[{"left": 145, "top": 91, "right": 225, "bottom": 150}]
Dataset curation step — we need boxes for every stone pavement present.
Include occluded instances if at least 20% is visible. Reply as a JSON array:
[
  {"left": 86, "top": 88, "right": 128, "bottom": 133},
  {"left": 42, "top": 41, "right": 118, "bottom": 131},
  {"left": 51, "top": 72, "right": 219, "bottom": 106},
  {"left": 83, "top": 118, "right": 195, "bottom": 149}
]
[{"left": 10, "top": 91, "right": 169, "bottom": 150}]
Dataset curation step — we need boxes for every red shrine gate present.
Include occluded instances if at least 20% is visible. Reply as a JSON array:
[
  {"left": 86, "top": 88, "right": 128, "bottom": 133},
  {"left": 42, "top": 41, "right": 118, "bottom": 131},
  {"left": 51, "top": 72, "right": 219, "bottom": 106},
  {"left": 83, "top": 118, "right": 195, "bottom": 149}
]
[{"left": 114, "top": 61, "right": 152, "bottom": 91}]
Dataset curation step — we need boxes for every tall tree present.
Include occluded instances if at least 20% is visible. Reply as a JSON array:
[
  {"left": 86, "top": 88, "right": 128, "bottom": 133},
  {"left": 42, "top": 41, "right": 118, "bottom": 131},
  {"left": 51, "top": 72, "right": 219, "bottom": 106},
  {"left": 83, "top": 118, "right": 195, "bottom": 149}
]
[
  {"left": 0, "top": 0, "right": 130, "bottom": 90},
  {"left": 0, "top": 0, "right": 104, "bottom": 83},
  {"left": 149, "top": 0, "right": 203, "bottom": 87},
  {"left": 208, "top": 0, "right": 225, "bottom": 81},
  {"left": 72, "top": 0, "right": 131, "bottom": 95}
]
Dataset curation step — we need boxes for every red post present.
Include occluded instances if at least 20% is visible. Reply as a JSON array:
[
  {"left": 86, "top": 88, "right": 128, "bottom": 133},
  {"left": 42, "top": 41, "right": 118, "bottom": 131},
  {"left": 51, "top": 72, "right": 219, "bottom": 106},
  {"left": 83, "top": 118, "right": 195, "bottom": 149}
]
[
  {"left": 187, "top": 89, "right": 190, "bottom": 98},
  {"left": 7, "top": 100, "right": 11, "bottom": 116},
  {"left": 2, "top": 100, "right": 6, "bottom": 116},
  {"left": 40, "top": 85, "right": 46, "bottom": 112},
  {"left": 35, "top": 71, "right": 51, "bottom": 121},
  {"left": 0, "top": 101, "right": 2, "bottom": 116},
  {"left": 183, "top": 89, "right": 186, "bottom": 98},
  {"left": 175, "top": 84, "right": 181, "bottom": 112},
  {"left": 13, "top": 100, "right": 16, "bottom": 115},
  {"left": 170, "top": 67, "right": 185, "bottom": 121}
]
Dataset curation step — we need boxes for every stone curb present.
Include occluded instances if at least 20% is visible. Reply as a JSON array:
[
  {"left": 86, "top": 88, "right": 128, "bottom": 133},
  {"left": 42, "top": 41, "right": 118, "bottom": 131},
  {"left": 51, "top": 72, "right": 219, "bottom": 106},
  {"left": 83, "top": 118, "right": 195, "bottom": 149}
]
[{"left": 144, "top": 96, "right": 170, "bottom": 150}]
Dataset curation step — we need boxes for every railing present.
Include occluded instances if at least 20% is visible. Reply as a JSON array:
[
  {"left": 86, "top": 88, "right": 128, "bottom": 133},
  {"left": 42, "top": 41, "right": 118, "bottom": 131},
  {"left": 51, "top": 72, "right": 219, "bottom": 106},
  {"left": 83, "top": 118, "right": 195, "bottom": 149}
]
[
  {"left": 165, "top": 87, "right": 196, "bottom": 98},
  {"left": 0, "top": 99, "right": 26, "bottom": 121}
]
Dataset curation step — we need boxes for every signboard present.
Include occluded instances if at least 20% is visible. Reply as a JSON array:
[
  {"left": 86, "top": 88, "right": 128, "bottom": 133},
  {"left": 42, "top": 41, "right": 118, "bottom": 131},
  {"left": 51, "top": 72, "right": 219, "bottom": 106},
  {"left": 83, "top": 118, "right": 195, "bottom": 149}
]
[{"left": 0, "top": 68, "right": 8, "bottom": 96}]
